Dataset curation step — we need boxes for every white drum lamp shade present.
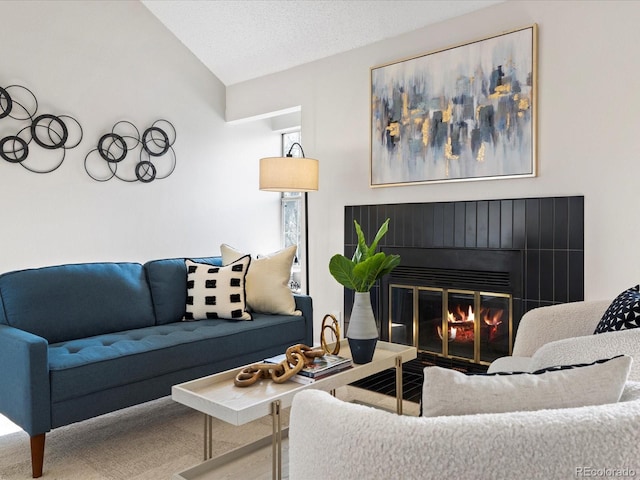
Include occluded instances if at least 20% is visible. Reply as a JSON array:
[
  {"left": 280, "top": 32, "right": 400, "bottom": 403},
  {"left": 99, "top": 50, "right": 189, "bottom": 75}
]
[{"left": 259, "top": 156, "right": 319, "bottom": 192}]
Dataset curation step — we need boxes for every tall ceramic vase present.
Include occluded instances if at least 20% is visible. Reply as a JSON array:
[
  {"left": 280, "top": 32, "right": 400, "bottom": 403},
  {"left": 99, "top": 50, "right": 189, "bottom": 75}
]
[{"left": 347, "top": 291, "right": 378, "bottom": 364}]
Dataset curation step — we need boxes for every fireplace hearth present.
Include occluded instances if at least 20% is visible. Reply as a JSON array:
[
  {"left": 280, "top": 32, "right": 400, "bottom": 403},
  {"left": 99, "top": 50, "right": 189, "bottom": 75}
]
[{"left": 344, "top": 196, "right": 584, "bottom": 380}]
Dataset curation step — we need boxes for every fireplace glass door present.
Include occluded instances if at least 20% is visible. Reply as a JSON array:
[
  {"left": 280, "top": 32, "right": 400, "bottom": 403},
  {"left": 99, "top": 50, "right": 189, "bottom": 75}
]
[
  {"left": 389, "top": 286, "right": 414, "bottom": 346},
  {"left": 418, "top": 288, "right": 443, "bottom": 355},
  {"left": 478, "top": 293, "right": 511, "bottom": 363},
  {"left": 389, "top": 284, "right": 512, "bottom": 366},
  {"left": 445, "top": 290, "right": 476, "bottom": 361}
]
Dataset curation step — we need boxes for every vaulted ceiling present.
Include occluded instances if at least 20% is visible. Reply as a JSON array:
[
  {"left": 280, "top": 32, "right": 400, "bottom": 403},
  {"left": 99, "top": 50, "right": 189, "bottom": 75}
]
[{"left": 142, "top": 0, "right": 504, "bottom": 86}]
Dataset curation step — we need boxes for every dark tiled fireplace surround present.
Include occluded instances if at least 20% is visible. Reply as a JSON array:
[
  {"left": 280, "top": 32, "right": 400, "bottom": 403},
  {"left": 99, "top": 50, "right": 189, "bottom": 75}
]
[{"left": 346, "top": 196, "right": 585, "bottom": 402}]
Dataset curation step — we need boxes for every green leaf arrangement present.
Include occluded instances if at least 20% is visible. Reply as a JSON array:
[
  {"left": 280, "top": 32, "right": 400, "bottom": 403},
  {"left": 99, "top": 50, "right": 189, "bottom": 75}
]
[{"left": 329, "top": 218, "right": 401, "bottom": 292}]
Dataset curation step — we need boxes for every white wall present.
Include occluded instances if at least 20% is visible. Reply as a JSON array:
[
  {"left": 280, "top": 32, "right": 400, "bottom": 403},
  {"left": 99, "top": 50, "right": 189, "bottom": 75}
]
[
  {"left": 3, "top": 1, "right": 638, "bottom": 340},
  {"left": 227, "top": 0, "right": 640, "bottom": 336},
  {"left": 0, "top": 0, "right": 283, "bottom": 271}
]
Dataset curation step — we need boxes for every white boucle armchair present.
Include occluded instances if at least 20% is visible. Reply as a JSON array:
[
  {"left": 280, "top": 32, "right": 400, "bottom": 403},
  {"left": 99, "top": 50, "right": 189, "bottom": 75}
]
[
  {"left": 488, "top": 300, "right": 640, "bottom": 381},
  {"left": 289, "top": 385, "right": 640, "bottom": 480},
  {"left": 289, "top": 300, "right": 640, "bottom": 479}
]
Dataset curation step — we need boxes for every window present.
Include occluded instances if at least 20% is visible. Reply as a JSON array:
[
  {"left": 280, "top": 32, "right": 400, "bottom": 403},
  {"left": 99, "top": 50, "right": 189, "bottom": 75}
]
[{"left": 281, "top": 130, "right": 303, "bottom": 293}]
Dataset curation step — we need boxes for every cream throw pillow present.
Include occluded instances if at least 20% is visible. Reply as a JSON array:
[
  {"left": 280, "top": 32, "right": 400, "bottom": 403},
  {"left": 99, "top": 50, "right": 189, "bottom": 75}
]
[
  {"left": 220, "top": 244, "right": 301, "bottom": 315},
  {"left": 422, "top": 355, "right": 632, "bottom": 417}
]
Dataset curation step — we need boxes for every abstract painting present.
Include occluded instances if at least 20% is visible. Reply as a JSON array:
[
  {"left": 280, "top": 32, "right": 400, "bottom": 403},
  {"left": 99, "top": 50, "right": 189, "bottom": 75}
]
[{"left": 370, "top": 25, "right": 537, "bottom": 187}]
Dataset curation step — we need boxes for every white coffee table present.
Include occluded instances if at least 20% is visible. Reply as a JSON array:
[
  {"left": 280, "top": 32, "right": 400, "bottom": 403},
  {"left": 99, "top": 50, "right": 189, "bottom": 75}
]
[{"left": 172, "top": 339, "right": 417, "bottom": 480}]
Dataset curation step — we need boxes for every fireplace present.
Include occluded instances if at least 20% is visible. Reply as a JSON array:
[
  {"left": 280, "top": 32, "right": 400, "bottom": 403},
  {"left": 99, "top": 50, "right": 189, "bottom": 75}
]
[
  {"left": 382, "top": 247, "right": 521, "bottom": 367},
  {"left": 344, "top": 196, "right": 584, "bottom": 380},
  {"left": 390, "top": 287, "right": 513, "bottom": 364}
]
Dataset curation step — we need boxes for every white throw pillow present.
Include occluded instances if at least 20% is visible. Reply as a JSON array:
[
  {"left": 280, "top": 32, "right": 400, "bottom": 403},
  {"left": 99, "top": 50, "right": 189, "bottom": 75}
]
[
  {"left": 184, "top": 256, "right": 252, "bottom": 321},
  {"left": 220, "top": 244, "right": 301, "bottom": 316},
  {"left": 422, "top": 355, "right": 632, "bottom": 417}
]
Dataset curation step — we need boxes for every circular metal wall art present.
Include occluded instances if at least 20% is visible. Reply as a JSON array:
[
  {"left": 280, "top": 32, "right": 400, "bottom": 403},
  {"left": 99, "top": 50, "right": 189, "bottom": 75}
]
[
  {"left": 31, "top": 114, "right": 68, "bottom": 150},
  {"left": 142, "top": 127, "right": 169, "bottom": 156},
  {"left": 0, "top": 87, "right": 13, "bottom": 120},
  {"left": 98, "top": 133, "right": 129, "bottom": 163},
  {"left": 0, "top": 84, "right": 83, "bottom": 174},
  {"left": 136, "top": 160, "right": 156, "bottom": 183},
  {"left": 0, "top": 136, "right": 28, "bottom": 163},
  {"left": 85, "top": 119, "right": 176, "bottom": 183}
]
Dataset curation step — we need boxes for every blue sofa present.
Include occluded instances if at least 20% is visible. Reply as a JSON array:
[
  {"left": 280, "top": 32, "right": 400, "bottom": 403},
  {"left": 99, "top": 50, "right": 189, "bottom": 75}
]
[{"left": 0, "top": 257, "right": 313, "bottom": 477}]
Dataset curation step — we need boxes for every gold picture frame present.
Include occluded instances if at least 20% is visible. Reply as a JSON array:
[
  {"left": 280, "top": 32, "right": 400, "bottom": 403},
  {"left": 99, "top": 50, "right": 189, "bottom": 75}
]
[{"left": 370, "top": 24, "right": 538, "bottom": 187}]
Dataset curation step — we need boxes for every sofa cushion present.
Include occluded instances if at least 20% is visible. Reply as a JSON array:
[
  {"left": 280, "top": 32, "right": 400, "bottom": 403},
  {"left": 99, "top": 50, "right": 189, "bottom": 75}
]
[
  {"left": 0, "top": 263, "right": 155, "bottom": 344},
  {"left": 47, "top": 313, "right": 306, "bottom": 402},
  {"left": 422, "top": 355, "right": 632, "bottom": 417},
  {"left": 184, "top": 257, "right": 251, "bottom": 321},
  {"left": 594, "top": 285, "right": 640, "bottom": 334},
  {"left": 221, "top": 244, "right": 300, "bottom": 315},
  {"left": 144, "top": 256, "right": 222, "bottom": 325}
]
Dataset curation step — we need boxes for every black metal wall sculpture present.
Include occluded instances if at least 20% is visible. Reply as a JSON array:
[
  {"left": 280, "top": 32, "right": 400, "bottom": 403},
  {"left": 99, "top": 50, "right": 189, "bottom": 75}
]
[
  {"left": 84, "top": 120, "right": 176, "bottom": 183},
  {"left": 0, "top": 84, "right": 83, "bottom": 173}
]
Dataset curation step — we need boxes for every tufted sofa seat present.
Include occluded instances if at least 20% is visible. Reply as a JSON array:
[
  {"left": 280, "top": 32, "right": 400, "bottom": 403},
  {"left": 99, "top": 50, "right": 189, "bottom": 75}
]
[
  {"left": 47, "top": 314, "right": 305, "bottom": 422},
  {"left": 0, "top": 257, "right": 313, "bottom": 477}
]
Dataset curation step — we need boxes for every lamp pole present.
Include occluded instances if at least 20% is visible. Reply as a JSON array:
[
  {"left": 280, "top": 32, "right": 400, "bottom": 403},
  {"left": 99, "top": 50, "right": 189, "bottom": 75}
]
[
  {"left": 304, "top": 190, "right": 310, "bottom": 295},
  {"left": 287, "top": 143, "right": 311, "bottom": 295}
]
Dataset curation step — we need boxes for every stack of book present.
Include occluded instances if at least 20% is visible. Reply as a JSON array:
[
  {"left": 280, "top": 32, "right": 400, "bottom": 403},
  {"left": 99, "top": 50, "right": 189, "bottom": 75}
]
[{"left": 264, "top": 353, "right": 352, "bottom": 384}]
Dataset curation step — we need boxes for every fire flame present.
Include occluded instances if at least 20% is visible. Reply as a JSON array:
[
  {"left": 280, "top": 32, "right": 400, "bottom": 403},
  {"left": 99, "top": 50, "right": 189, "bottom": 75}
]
[
  {"left": 447, "top": 304, "right": 474, "bottom": 323},
  {"left": 437, "top": 326, "right": 457, "bottom": 341},
  {"left": 483, "top": 309, "right": 504, "bottom": 327},
  {"left": 439, "top": 304, "right": 505, "bottom": 343}
]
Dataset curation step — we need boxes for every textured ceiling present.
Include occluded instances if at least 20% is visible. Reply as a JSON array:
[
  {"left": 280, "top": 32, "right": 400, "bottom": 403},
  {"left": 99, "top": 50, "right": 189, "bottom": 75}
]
[{"left": 142, "top": 0, "right": 504, "bottom": 86}]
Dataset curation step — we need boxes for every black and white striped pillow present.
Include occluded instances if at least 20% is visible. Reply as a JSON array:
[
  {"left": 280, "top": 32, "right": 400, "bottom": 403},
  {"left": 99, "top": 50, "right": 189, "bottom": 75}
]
[
  {"left": 594, "top": 285, "right": 640, "bottom": 334},
  {"left": 184, "top": 256, "right": 252, "bottom": 321}
]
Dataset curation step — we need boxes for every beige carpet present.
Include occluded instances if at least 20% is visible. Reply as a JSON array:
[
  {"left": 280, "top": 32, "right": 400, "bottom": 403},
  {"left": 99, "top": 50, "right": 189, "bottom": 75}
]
[{"left": 0, "top": 387, "right": 418, "bottom": 480}]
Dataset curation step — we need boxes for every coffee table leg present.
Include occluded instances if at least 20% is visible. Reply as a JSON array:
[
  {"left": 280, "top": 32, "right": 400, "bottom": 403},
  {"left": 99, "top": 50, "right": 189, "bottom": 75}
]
[
  {"left": 271, "top": 399, "right": 282, "bottom": 480},
  {"left": 204, "top": 414, "right": 213, "bottom": 460},
  {"left": 395, "top": 356, "right": 403, "bottom": 415}
]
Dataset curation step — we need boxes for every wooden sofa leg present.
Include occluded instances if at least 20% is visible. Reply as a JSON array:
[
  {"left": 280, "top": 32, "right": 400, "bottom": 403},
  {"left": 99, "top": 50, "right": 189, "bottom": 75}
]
[{"left": 30, "top": 433, "right": 45, "bottom": 478}]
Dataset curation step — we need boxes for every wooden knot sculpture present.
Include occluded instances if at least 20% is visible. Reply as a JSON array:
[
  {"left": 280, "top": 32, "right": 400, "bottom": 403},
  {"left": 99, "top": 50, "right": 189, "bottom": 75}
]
[{"left": 234, "top": 344, "right": 326, "bottom": 387}]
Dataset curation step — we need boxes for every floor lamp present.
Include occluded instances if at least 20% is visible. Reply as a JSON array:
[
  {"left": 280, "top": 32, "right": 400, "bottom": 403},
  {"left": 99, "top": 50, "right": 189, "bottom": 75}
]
[{"left": 259, "top": 142, "right": 319, "bottom": 294}]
